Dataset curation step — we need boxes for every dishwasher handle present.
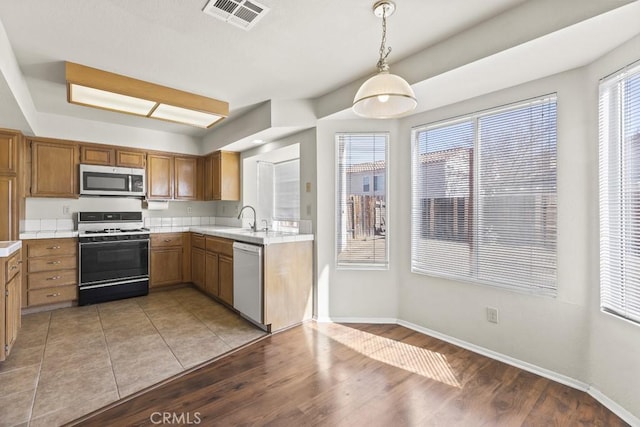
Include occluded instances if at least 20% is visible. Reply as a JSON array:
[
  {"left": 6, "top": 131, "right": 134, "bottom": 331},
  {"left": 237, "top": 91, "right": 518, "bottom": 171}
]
[{"left": 233, "top": 242, "right": 263, "bottom": 254}]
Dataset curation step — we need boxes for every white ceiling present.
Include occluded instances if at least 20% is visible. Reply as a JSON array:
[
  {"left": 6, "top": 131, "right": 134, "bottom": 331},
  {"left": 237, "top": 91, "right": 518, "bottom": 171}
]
[{"left": 0, "top": 0, "right": 639, "bottom": 150}]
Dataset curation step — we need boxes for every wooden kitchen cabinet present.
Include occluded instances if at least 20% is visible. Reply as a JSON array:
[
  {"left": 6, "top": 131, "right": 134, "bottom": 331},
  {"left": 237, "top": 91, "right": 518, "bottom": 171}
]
[
  {"left": 174, "top": 156, "right": 198, "bottom": 200},
  {"left": 0, "top": 129, "right": 22, "bottom": 241},
  {"left": 80, "top": 145, "right": 146, "bottom": 169},
  {"left": 80, "top": 145, "right": 115, "bottom": 166},
  {"left": 30, "top": 138, "right": 79, "bottom": 198},
  {"left": 218, "top": 254, "right": 233, "bottom": 306},
  {"left": 204, "top": 151, "right": 240, "bottom": 201},
  {"left": 150, "top": 233, "right": 190, "bottom": 288},
  {"left": 23, "top": 238, "right": 78, "bottom": 307},
  {"left": 1, "top": 248, "right": 21, "bottom": 362},
  {"left": 116, "top": 150, "right": 146, "bottom": 168},
  {"left": 147, "top": 154, "right": 173, "bottom": 200},
  {"left": 190, "top": 233, "right": 233, "bottom": 306}
]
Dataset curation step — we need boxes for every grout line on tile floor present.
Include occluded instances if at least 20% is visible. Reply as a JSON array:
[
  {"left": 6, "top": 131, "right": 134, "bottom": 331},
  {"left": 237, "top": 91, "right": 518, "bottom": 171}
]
[
  {"left": 135, "top": 298, "right": 188, "bottom": 371},
  {"left": 27, "top": 312, "right": 52, "bottom": 427},
  {"left": 96, "top": 306, "right": 121, "bottom": 401}
]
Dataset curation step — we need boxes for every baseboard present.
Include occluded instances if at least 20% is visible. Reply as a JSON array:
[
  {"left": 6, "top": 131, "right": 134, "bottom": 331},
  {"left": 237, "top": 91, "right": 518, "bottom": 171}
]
[
  {"left": 315, "top": 316, "right": 638, "bottom": 425},
  {"left": 588, "top": 387, "right": 640, "bottom": 427}
]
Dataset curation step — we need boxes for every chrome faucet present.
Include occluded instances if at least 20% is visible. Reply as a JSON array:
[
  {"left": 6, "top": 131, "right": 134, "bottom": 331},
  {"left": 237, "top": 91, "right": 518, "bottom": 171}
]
[{"left": 237, "top": 205, "right": 257, "bottom": 232}]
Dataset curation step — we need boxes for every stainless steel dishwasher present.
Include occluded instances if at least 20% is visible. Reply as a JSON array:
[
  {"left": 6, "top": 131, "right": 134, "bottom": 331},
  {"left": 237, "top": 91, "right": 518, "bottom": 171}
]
[{"left": 233, "top": 242, "right": 263, "bottom": 326}]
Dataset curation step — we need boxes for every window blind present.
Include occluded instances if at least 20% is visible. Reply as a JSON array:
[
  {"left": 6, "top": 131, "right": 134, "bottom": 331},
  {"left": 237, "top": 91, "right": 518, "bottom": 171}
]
[
  {"left": 600, "top": 61, "right": 640, "bottom": 324},
  {"left": 411, "top": 95, "right": 557, "bottom": 294},
  {"left": 336, "top": 133, "right": 388, "bottom": 268},
  {"left": 273, "top": 159, "right": 300, "bottom": 221}
]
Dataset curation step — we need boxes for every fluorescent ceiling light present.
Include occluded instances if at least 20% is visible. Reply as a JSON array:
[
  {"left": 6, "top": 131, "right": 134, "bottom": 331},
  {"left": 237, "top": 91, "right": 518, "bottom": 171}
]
[
  {"left": 151, "top": 104, "right": 224, "bottom": 128},
  {"left": 65, "top": 62, "right": 229, "bottom": 128},
  {"left": 69, "top": 84, "right": 156, "bottom": 116},
  {"left": 252, "top": 139, "right": 264, "bottom": 144}
]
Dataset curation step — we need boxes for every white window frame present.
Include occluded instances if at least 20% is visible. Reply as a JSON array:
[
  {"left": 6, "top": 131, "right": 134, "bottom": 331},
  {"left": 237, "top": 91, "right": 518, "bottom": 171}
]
[
  {"left": 410, "top": 95, "right": 558, "bottom": 295},
  {"left": 599, "top": 60, "right": 640, "bottom": 325},
  {"left": 335, "top": 132, "right": 389, "bottom": 270}
]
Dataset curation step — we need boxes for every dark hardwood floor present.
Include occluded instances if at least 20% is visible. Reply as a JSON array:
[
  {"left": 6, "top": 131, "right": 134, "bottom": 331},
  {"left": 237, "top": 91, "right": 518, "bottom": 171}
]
[{"left": 69, "top": 322, "right": 629, "bottom": 427}]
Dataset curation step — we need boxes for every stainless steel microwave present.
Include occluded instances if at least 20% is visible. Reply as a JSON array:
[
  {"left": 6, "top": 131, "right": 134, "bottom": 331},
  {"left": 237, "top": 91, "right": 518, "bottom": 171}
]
[{"left": 80, "top": 164, "right": 146, "bottom": 197}]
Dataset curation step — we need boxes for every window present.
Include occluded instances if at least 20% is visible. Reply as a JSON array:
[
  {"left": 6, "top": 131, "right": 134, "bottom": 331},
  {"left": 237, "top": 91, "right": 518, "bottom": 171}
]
[
  {"left": 363, "top": 176, "right": 370, "bottom": 192},
  {"left": 336, "top": 133, "right": 388, "bottom": 268},
  {"left": 411, "top": 95, "right": 557, "bottom": 294},
  {"left": 600, "top": 61, "right": 640, "bottom": 324},
  {"left": 257, "top": 159, "right": 300, "bottom": 224}
]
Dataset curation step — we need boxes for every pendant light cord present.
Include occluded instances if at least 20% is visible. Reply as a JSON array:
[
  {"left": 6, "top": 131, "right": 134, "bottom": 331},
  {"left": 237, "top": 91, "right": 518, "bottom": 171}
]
[{"left": 376, "top": 5, "right": 391, "bottom": 73}]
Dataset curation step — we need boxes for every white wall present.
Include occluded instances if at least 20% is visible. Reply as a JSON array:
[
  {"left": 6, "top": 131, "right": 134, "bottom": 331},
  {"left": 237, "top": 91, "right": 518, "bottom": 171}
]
[
  {"left": 585, "top": 34, "right": 640, "bottom": 420},
  {"left": 315, "top": 119, "right": 399, "bottom": 321},
  {"left": 314, "top": 36, "right": 640, "bottom": 422}
]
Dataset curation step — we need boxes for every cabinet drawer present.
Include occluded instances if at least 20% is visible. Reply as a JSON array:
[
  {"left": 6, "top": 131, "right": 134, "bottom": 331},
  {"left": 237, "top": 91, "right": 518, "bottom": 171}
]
[
  {"left": 151, "top": 233, "right": 183, "bottom": 248},
  {"left": 27, "top": 240, "right": 77, "bottom": 258},
  {"left": 192, "top": 233, "right": 205, "bottom": 249},
  {"left": 29, "top": 285, "right": 77, "bottom": 306},
  {"left": 205, "top": 236, "right": 233, "bottom": 256},
  {"left": 28, "top": 255, "right": 77, "bottom": 273},
  {"left": 28, "top": 269, "right": 77, "bottom": 290},
  {"left": 6, "top": 251, "right": 21, "bottom": 282}
]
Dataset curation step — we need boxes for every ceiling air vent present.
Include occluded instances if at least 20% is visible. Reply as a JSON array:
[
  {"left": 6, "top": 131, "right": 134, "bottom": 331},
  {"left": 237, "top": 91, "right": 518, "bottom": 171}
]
[{"left": 203, "top": 0, "right": 270, "bottom": 31}]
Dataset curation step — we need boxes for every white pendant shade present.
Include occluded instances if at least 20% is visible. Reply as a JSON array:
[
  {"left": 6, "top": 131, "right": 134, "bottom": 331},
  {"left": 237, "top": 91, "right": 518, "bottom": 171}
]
[{"left": 353, "top": 71, "right": 417, "bottom": 118}]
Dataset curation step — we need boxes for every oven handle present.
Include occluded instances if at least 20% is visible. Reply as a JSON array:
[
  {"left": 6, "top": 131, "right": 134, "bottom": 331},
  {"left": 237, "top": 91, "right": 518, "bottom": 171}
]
[
  {"left": 79, "top": 239, "right": 150, "bottom": 245},
  {"left": 80, "top": 277, "right": 149, "bottom": 290}
]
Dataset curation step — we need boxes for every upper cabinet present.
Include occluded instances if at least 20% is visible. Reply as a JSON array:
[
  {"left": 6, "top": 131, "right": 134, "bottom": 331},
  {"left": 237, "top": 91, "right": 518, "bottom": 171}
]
[
  {"left": 29, "top": 138, "right": 79, "bottom": 198},
  {"left": 80, "top": 145, "right": 146, "bottom": 169},
  {"left": 147, "top": 153, "right": 173, "bottom": 200},
  {"left": 205, "top": 151, "right": 240, "bottom": 201},
  {"left": 0, "top": 130, "right": 20, "bottom": 175},
  {"left": 174, "top": 156, "right": 198, "bottom": 201}
]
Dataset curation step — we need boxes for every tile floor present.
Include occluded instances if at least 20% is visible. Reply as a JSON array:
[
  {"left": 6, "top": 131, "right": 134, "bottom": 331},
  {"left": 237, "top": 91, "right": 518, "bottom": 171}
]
[{"left": 0, "top": 287, "right": 267, "bottom": 427}]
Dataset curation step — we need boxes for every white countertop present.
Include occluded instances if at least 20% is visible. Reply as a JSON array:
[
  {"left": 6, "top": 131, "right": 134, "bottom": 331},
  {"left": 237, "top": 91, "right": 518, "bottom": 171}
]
[
  {"left": 0, "top": 240, "right": 22, "bottom": 257},
  {"left": 20, "top": 226, "right": 314, "bottom": 245},
  {"left": 167, "top": 225, "right": 314, "bottom": 245}
]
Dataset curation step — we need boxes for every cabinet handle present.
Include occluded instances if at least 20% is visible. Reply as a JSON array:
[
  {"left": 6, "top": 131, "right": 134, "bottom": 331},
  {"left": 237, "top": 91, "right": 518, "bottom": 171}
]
[
  {"left": 48, "top": 261, "right": 62, "bottom": 265},
  {"left": 47, "top": 246, "right": 61, "bottom": 250},
  {"left": 46, "top": 292, "right": 61, "bottom": 297},
  {"left": 47, "top": 276, "right": 61, "bottom": 280},
  {"left": 10, "top": 265, "right": 18, "bottom": 270},
  {"left": 164, "top": 239, "right": 172, "bottom": 242}
]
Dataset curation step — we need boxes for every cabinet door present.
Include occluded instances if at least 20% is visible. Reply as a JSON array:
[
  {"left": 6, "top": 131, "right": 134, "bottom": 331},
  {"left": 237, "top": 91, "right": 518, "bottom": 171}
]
[
  {"left": 31, "top": 140, "right": 79, "bottom": 197},
  {"left": 0, "top": 130, "right": 19, "bottom": 174},
  {"left": 191, "top": 247, "right": 205, "bottom": 291},
  {"left": 218, "top": 254, "right": 233, "bottom": 306},
  {"left": 116, "top": 150, "right": 146, "bottom": 168},
  {"left": 147, "top": 154, "right": 173, "bottom": 200},
  {"left": 80, "top": 146, "right": 115, "bottom": 165},
  {"left": 205, "top": 252, "right": 219, "bottom": 296},
  {"left": 212, "top": 151, "right": 222, "bottom": 201},
  {"left": 174, "top": 157, "right": 197, "bottom": 200},
  {"left": 150, "top": 248, "right": 183, "bottom": 287},
  {"left": 5, "top": 272, "right": 21, "bottom": 357},
  {"left": 204, "top": 154, "right": 214, "bottom": 201},
  {"left": 0, "top": 176, "right": 16, "bottom": 241}
]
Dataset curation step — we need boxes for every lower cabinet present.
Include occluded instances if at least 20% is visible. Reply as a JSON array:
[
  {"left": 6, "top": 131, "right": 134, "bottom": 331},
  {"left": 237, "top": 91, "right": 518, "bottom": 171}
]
[
  {"left": 23, "top": 238, "right": 78, "bottom": 307},
  {"left": 2, "top": 249, "right": 21, "bottom": 362},
  {"left": 150, "top": 233, "right": 188, "bottom": 288},
  {"left": 190, "top": 233, "right": 233, "bottom": 306}
]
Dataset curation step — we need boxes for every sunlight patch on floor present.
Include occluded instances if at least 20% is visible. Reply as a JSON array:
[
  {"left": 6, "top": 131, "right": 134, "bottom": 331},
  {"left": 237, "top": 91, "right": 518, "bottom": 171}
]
[{"left": 314, "top": 324, "right": 461, "bottom": 388}]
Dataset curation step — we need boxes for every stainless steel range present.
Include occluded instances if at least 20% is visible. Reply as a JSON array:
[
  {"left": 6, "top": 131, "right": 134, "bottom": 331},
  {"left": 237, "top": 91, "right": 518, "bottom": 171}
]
[{"left": 78, "top": 211, "right": 150, "bottom": 305}]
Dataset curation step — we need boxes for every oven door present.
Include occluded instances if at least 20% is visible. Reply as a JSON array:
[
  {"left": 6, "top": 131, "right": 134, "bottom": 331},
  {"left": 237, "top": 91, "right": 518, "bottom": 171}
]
[{"left": 79, "top": 239, "right": 149, "bottom": 285}]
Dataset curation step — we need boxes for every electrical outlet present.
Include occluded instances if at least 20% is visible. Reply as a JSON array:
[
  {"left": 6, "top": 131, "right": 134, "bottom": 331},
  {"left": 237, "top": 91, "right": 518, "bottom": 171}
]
[
  {"left": 187, "top": 206, "right": 192, "bottom": 215},
  {"left": 487, "top": 307, "right": 499, "bottom": 324},
  {"left": 62, "top": 205, "right": 70, "bottom": 215}
]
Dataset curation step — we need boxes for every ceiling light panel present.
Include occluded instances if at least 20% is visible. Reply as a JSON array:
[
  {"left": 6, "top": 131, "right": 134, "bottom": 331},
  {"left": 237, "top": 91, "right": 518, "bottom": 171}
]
[
  {"left": 151, "top": 104, "right": 224, "bottom": 128},
  {"left": 65, "top": 62, "right": 229, "bottom": 129},
  {"left": 69, "top": 84, "right": 156, "bottom": 116}
]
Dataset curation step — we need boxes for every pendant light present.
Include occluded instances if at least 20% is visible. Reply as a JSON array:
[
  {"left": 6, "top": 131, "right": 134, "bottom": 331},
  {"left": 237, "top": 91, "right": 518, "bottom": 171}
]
[{"left": 353, "top": 0, "right": 417, "bottom": 119}]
